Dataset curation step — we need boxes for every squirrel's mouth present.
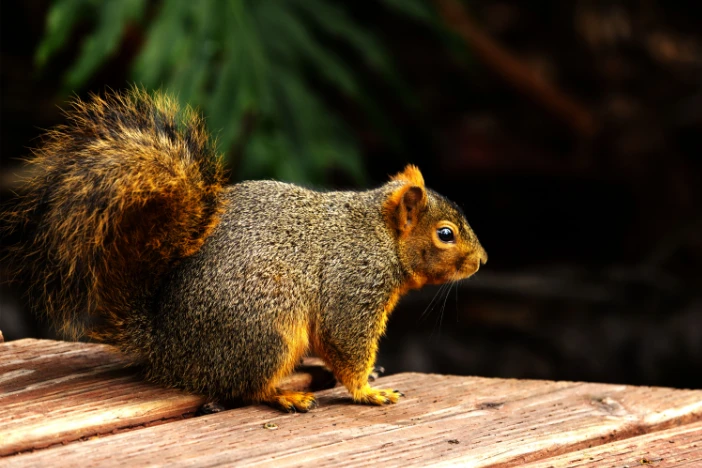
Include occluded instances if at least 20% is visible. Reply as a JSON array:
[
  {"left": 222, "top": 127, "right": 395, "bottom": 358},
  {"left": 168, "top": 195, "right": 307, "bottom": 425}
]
[
  {"left": 455, "top": 252, "right": 486, "bottom": 281},
  {"left": 459, "top": 262, "right": 480, "bottom": 280},
  {"left": 462, "top": 245, "right": 487, "bottom": 278}
]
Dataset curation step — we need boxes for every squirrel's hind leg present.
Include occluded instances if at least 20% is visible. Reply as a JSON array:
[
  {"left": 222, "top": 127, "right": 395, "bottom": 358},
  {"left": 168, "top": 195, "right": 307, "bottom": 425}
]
[
  {"left": 263, "top": 389, "right": 318, "bottom": 413},
  {"left": 251, "top": 317, "right": 317, "bottom": 413}
]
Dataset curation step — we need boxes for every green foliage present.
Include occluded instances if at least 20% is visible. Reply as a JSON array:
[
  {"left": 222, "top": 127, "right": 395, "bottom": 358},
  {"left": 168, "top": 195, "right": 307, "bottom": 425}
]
[
  {"left": 36, "top": 0, "right": 436, "bottom": 184},
  {"left": 379, "top": 0, "right": 438, "bottom": 24}
]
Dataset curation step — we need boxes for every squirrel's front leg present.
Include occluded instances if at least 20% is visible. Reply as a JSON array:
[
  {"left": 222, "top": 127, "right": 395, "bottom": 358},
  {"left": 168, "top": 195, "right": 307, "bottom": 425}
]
[
  {"left": 339, "top": 357, "right": 404, "bottom": 406},
  {"left": 315, "top": 309, "right": 404, "bottom": 406}
]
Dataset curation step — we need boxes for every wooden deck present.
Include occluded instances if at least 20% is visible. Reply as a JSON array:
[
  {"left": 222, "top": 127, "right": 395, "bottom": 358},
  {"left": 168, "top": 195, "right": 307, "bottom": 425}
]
[{"left": 1, "top": 339, "right": 701, "bottom": 467}]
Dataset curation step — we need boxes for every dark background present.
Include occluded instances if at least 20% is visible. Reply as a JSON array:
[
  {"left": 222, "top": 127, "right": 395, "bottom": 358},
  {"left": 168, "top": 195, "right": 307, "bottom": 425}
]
[{"left": 1, "top": 1, "right": 701, "bottom": 389}]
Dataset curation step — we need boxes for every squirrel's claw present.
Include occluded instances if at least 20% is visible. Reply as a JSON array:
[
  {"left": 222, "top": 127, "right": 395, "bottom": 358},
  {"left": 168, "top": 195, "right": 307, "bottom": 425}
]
[
  {"left": 265, "top": 390, "right": 318, "bottom": 413},
  {"left": 354, "top": 387, "right": 404, "bottom": 405},
  {"left": 368, "top": 366, "right": 386, "bottom": 382},
  {"left": 195, "top": 401, "right": 226, "bottom": 416}
]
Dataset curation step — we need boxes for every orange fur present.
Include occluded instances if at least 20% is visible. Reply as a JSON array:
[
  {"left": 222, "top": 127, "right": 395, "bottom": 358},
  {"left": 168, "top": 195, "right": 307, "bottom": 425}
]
[
  {"left": 383, "top": 187, "right": 428, "bottom": 239},
  {"left": 390, "top": 164, "right": 425, "bottom": 187},
  {"left": 264, "top": 390, "right": 318, "bottom": 413},
  {"left": 271, "top": 320, "right": 310, "bottom": 390}
]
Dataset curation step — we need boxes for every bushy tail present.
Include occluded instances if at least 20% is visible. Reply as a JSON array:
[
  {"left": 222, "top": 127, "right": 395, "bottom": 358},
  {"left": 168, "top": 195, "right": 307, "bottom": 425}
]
[{"left": 4, "top": 87, "right": 225, "bottom": 339}]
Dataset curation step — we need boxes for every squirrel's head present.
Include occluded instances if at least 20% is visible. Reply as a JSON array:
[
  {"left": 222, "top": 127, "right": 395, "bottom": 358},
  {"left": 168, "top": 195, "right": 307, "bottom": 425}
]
[{"left": 383, "top": 165, "right": 487, "bottom": 289}]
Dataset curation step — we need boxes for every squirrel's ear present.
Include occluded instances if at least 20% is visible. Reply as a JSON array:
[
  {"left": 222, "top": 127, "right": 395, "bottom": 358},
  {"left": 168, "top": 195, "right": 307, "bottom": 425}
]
[
  {"left": 384, "top": 183, "right": 427, "bottom": 237},
  {"left": 390, "top": 164, "right": 425, "bottom": 187}
]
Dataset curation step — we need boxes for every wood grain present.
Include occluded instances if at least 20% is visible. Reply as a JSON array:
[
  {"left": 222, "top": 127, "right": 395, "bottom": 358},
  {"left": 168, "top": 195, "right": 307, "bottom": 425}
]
[
  {"left": 4, "top": 357, "right": 701, "bottom": 467},
  {"left": 0, "top": 339, "right": 334, "bottom": 456},
  {"left": 520, "top": 421, "right": 702, "bottom": 467}
]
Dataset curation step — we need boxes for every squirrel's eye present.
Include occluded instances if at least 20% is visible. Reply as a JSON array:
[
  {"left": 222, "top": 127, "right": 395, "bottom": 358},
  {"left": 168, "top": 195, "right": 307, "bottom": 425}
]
[{"left": 437, "top": 227, "right": 455, "bottom": 243}]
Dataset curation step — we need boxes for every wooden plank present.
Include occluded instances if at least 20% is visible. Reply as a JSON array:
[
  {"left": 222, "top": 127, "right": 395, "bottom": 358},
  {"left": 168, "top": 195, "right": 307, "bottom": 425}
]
[
  {"left": 0, "top": 339, "right": 334, "bottom": 456},
  {"left": 4, "top": 369, "right": 701, "bottom": 467},
  {"left": 521, "top": 421, "right": 702, "bottom": 467}
]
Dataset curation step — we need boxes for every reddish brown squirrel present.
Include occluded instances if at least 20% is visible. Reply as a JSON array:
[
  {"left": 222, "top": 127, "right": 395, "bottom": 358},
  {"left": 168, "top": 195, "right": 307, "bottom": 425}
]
[{"left": 5, "top": 87, "right": 487, "bottom": 412}]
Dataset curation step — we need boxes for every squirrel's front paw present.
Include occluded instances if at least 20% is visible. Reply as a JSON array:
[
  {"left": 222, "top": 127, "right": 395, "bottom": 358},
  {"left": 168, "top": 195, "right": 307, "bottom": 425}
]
[
  {"left": 353, "top": 386, "right": 404, "bottom": 405},
  {"left": 265, "top": 390, "right": 318, "bottom": 413}
]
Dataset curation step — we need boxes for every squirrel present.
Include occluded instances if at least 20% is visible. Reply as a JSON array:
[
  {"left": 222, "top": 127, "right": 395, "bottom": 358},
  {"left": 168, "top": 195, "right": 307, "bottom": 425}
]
[{"left": 5, "top": 87, "right": 487, "bottom": 413}]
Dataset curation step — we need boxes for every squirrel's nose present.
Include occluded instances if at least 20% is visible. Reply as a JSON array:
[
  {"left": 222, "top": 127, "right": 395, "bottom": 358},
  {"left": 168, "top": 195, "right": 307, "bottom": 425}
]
[{"left": 478, "top": 247, "right": 488, "bottom": 265}]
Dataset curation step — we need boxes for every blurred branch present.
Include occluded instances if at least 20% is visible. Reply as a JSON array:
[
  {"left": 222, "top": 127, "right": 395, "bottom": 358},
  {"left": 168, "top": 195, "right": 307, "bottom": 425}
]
[
  {"left": 643, "top": 217, "right": 702, "bottom": 269},
  {"left": 455, "top": 270, "right": 620, "bottom": 303},
  {"left": 446, "top": 266, "right": 687, "bottom": 304},
  {"left": 434, "top": 0, "right": 597, "bottom": 137}
]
